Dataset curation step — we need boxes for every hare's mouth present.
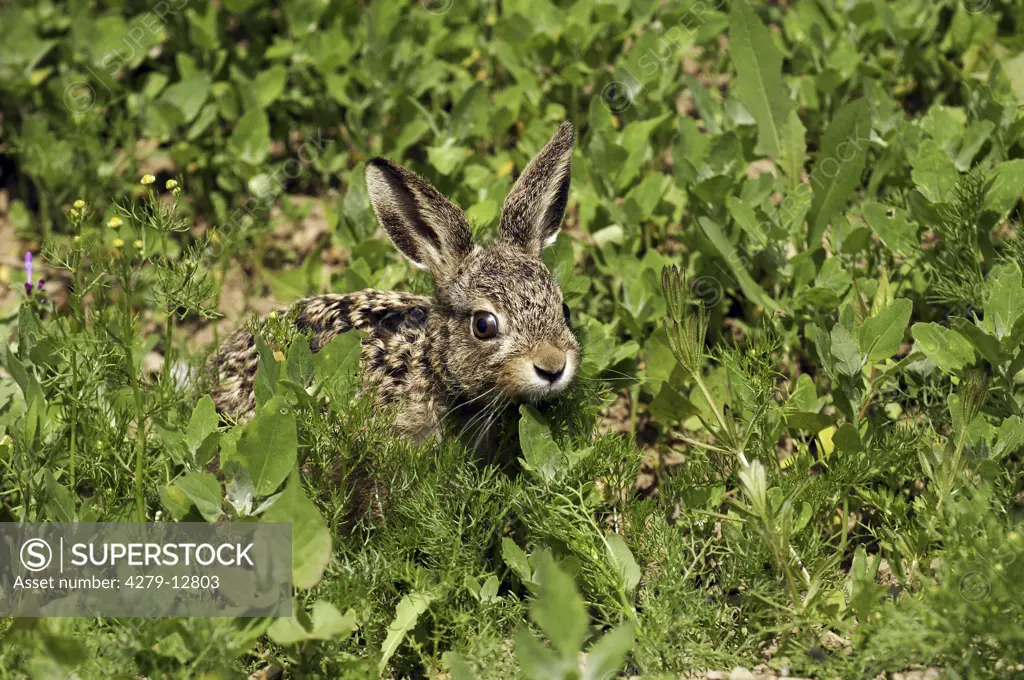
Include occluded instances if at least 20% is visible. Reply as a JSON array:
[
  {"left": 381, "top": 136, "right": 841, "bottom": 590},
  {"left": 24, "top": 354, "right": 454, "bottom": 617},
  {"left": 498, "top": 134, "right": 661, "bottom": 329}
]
[{"left": 506, "top": 351, "right": 576, "bottom": 401}]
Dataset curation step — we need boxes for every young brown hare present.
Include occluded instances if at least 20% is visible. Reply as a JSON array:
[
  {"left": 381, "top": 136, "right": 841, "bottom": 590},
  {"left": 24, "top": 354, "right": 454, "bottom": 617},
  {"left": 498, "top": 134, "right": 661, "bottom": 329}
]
[{"left": 211, "top": 122, "right": 580, "bottom": 442}]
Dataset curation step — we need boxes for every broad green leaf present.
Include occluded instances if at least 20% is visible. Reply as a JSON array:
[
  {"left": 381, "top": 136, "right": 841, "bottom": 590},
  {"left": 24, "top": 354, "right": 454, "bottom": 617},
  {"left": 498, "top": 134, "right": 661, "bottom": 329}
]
[
  {"left": 262, "top": 470, "right": 332, "bottom": 589},
  {"left": 862, "top": 202, "right": 919, "bottom": 255},
  {"left": 832, "top": 423, "right": 862, "bottom": 453},
  {"left": 252, "top": 65, "right": 288, "bottom": 108},
  {"left": 43, "top": 470, "right": 74, "bottom": 522},
  {"left": 983, "top": 262, "right": 1024, "bottom": 340},
  {"left": 994, "top": 416, "right": 1024, "bottom": 458},
  {"left": 427, "top": 142, "right": 467, "bottom": 176},
  {"left": 786, "top": 374, "right": 822, "bottom": 412},
  {"left": 859, "top": 298, "right": 912, "bottom": 361},
  {"left": 502, "top": 537, "right": 533, "bottom": 584},
  {"left": 807, "top": 99, "right": 871, "bottom": 246},
  {"left": 583, "top": 624, "right": 635, "bottom": 680},
  {"left": 950, "top": 317, "right": 1003, "bottom": 366},
  {"left": 235, "top": 396, "right": 297, "bottom": 497},
  {"left": 830, "top": 324, "right": 863, "bottom": 376},
  {"left": 515, "top": 629, "right": 567, "bottom": 678},
  {"left": 379, "top": 591, "right": 437, "bottom": 675},
  {"left": 786, "top": 410, "right": 836, "bottom": 433},
  {"left": 229, "top": 108, "right": 271, "bottom": 165},
  {"left": 697, "top": 216, "right": 782, "bottom": 313},
  {"left": 173, "top": 472, "right": 223, "bottom": 522},
  {"left": 910, "top": 323, "right": 976, "bottom": 373},
  {"left": 604, "top": 532, "right": 640, "bottom": 593},
  {"left": 984, "top": 159, "right": 1024, "bottom": 219},
  {"left": 519, "top": 405, "right": 563, "bottom": 481},
  {"left": 267, "top": 601, "right": 357, "bottom": 645},
  {"left": 159, "top": 71, "right": 211, "bottom": 123},
  {"left": 729, "top": 0, "right": 805, "bottom": 185},
  {"left": 185, "top": 395, "right": 219, "bottom": 454},
  {"left": 531, "top": 553, "right": 587, "bottom": 659},
  {"left": 911, "top": 139, "right": 958, "bottom": 204}
]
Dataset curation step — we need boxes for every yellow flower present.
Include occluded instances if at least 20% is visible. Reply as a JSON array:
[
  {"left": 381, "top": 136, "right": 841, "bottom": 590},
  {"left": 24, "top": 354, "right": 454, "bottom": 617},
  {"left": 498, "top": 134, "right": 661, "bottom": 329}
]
[
  {"left": 107, "top": 216, "right": 122, "bottom": 229},
  {"left": 112, "top": 238, "right": 125, "bottom": 248},
  {"left": 133, "top": 240, "right": 144, "bottom": 250},
  {"left": 172, "top": 187, "right": 181, "bottom": 197},
  {"left": 141, "top": 174, "right": 156, "bottom": 185},
  {"left": 73, "top": 199, "right": 86, "bottom": 210},
  {"left": 165, "top": 179, "right": 179, "bottom": 190},
  {"left": 69, "top": 208, "right": 80, "bottom": 219}
]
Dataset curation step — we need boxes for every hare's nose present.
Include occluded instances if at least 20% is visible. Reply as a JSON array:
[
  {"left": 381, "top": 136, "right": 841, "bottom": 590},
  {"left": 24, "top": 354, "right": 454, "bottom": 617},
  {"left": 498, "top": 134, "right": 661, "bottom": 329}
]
[{"left": 533, "top": 345, "right": 567, "bottom": 383}]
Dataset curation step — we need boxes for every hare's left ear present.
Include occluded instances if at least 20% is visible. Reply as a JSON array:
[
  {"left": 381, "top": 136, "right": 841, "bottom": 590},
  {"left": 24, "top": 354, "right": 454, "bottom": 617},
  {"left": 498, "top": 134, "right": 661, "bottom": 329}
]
[
  {"left": 365, "top": 157, "right": 474, "bottom": 281},
  {"left": 499, "top": 121, "right": 574, "bottom": 256}
]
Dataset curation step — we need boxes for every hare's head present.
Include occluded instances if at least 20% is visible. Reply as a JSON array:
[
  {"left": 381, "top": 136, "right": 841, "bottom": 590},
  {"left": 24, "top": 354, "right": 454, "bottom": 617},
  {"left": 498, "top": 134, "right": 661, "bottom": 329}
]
[{"left": 365, "top": 122, "right": 580, "bottom": 403}]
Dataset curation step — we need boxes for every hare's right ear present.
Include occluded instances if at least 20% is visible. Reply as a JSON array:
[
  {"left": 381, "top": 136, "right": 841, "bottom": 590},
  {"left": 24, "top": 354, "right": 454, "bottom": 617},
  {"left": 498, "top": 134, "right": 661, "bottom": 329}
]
[
  {"left": 365, "top": 158, "right": 473, "bottom": 280},
  {"left": 499, "top": 121, "right": 574, "bottom": 257}
]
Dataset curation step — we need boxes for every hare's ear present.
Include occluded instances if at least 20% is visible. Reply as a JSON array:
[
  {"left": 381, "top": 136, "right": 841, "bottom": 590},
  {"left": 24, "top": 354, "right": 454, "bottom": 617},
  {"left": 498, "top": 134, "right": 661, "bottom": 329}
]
[
  {"left": 499, "top": 121, "right": 574, "bottom": 256},
  {"left": 365, "top": 158, "right": 473, "bottom": 280}
]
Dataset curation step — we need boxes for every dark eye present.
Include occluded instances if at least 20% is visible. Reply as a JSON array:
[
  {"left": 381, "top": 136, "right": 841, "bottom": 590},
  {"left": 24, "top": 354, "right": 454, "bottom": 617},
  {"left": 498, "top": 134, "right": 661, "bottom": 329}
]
[
  {"left": 471, "top": 311, "right": 499, "bottom": 339},
  {"left": 562, "top": 303, "right": 571, "bottom": 323}
]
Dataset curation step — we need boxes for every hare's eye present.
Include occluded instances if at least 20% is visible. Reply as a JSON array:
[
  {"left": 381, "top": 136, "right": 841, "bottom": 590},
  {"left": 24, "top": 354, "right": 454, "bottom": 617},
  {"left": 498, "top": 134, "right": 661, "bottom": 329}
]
[
  {"left": 471, "top": 311, "right": 499, "bottom": 340},
  {"left": 562, "top": 303, "right": 571, "bottom": 323}
]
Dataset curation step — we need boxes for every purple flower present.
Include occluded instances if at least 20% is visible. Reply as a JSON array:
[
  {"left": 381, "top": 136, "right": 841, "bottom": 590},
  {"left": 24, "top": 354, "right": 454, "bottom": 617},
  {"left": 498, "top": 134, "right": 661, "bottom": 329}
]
[{"left": 23, "top": 252, "right": 43, "bottom": 295}]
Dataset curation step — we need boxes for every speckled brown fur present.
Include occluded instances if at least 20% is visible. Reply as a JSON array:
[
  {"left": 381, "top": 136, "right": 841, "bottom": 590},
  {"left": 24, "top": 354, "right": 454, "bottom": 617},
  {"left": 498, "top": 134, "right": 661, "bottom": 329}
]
[{"left": 210, "top": 122, "right": 580, "bottom": 442}]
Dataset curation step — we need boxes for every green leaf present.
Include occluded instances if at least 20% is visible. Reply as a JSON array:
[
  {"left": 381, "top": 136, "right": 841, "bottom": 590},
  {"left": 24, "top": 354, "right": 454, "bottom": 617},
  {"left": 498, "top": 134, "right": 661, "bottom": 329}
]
[
  {"left": 229, "top": 108, "right": 271, "bottom": 165},
  {"left": 994, "top": 416, "right": 1024, "bottom": 458},
  {"left": 159, "top": 71, "right": 211, "bottom": 123},
  {"left": 531, "top": 553, "right": 587, "bottom": 659},
  {"left": 984, "top": 159, "right": 1024, "bottom": 219},
  {"left": 911, "top": 139, "right": 959, "bottom": 204},
  {"left": 861, "top": 201, "right": 919, "bottom": 255},
  {"left": 234, "top": 396, "right": 297, "bottom": 497},
  {"left": 252, "top": 65, "right": 288, "bottom": 108},
  {"left": 830, "top": 324, "right": 864, "bottom": 377},
  {"left": 911, "top": 323, "right": 976, "bottom": 373},
  {"left": 43, "top": 470, "right": 74, "bottom": 522},
  {"left": 173, "top": 472, "right": 223, "bottom": 522},
  {"left": 583, "top": 624, "right": 635, "bottom": 680},
  {"left": 427, "top": 141, "right": 467, "bottom": 176},
  {"left": 286, "top": 337, "right": 314, "bottom": 386},
  {"left": 267, "top": 601, "right": 358, "bottom": 645},
  {"left": 515, "top": 628, "right": 567, "bottom": 678},
  {"left": 518, "top": 405, "right": 563, "bottom": 482},
  {"left": 698, "top": 216, "right": 782, "bottom": 313},
  {"left": 262, "top": 470, "right": 332, "bottom": 589},
  {"left": 502, "top": 537, "right": 534, "bottom": 585},
  {"left": 604, "top": 533, "right": 640, "bottom": 593},
  {"left": 379, "top": 591, "right": 437, "bottom": 675},
  {"left": 729, "top": 0, "right": 804, "bottom": 185},
  {"left": 983, "top": 262, "right": 1024, "bottom": 340},
  {"left": 185, "top": 395, "right": 219, "bottom": 455},
  {"left": 786, "top": 410, "right": 836, "bottom": 433},
  {"left": 832, "top": 423, "right": 863, "bottom": 453},
  {"left": 807, "top": 99, "right": 871, "bottom": 246},
  {"left": 314, "top": 332, "right": 363, "bottom": 390},
  {"left": 949, "top": 317, "right": 1003, "bottom": 366},
  {"left": 859, "top": 298, "right": 912, "bottom": 361}
]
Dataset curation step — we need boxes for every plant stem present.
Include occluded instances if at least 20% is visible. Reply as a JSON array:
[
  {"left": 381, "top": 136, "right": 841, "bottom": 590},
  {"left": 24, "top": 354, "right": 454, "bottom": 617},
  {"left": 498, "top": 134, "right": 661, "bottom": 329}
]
[{"left": 691, "top": 370, "right": 747, "bottom": 467}]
